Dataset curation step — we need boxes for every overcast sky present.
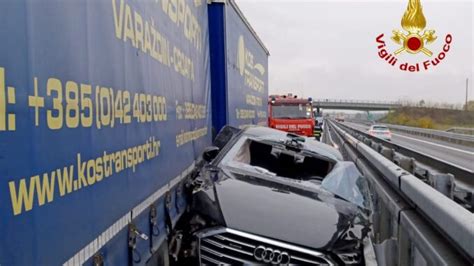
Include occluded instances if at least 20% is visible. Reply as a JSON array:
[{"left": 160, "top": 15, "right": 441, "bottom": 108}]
[{"left": 236, "top": 0, "right": 473, "bottom": 105}]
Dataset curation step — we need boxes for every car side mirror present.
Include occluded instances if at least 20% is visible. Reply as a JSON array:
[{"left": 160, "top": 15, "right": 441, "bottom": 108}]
[{"left": 202, "top": 146, "right": 220, "bottom": 162}]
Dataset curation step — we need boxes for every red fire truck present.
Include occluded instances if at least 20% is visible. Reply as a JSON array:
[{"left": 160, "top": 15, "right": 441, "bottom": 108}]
[{"left": 268, "top": 94, "right": 315, "bottom": 137}]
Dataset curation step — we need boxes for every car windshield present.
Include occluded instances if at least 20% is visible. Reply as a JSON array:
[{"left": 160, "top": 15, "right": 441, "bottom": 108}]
[
  {"left": 272, "top": 104, "right": 312, "bottom": 119},
  {"left": 225, "top": 138, "right": 335, "bottom": 180},
  {"left": 372, "top": 126, "right": 388, "bottom": 131},
  {"left": 220, "top": 137, "right": 371, "bottom": 209},
  {"left": 320, "top": 162, "right": 371, "bottom": 209}
]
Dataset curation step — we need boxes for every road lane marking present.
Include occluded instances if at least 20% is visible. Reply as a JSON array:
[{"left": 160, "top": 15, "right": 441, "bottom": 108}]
[
  {"left": 345, "top": 122, "right": 474, "bottom": 156},
  {"left": 393, "top": 133, "right": 474, "bottom": 156}
]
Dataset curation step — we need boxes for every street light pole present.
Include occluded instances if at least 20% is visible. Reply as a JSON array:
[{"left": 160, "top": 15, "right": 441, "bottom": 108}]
[{"left": 466, "top": 78, "right": 469, "bottom": 111}]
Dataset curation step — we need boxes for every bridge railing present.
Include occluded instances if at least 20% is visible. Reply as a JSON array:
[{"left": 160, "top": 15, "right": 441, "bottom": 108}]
[
  {"left": 313, "top": 99, "right": 401, "bottom": 106},
  {"left": 327, "top": 120, "right": 474, "bottom": 265}
]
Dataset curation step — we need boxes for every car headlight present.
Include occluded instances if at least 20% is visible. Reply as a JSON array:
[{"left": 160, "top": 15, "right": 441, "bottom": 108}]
[{"left": 333, "top": 234, "right": 364, "bottom": 265}]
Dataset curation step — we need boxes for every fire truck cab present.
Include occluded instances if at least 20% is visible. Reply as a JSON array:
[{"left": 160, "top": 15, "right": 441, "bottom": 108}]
[{"left": 268, "top": 94, "right": 315, "bottom": 137}]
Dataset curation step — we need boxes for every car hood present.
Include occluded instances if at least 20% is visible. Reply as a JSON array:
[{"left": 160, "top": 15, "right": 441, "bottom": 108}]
[{"left": 194, "top": 170, "right": 368, "bottom": 250}]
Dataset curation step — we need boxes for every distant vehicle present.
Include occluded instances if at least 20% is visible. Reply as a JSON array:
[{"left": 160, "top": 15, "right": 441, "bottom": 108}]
[
  {"left": 368, "top": 125, "right": 392, "bottom": 141},
  {"left": 315, "top": 115, "right": 324, "bottom": 126},
  {"left": 335, "top": 116, "right": 345, "bottom": 122},
  {"left": 268, "top": 94, "right": 315, "bottom": 137},
  {"left": 171, "top": 126, "right": 372, "bottom": 265}
]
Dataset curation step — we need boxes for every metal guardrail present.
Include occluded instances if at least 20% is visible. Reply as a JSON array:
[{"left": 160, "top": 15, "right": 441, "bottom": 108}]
[
  {"left": 327, "top": 120, "right": 474, "bottom": 265},
  {"left": 312, "top": 99, "right": 401, "bottom": 110},
  {"left": 339, "top": 121, "right": 473, "bottom": 207},
  {"left": 347, "top": 120, "right": 474, "bottom": 146},
  {"left": 446, "top": 127, "right": 474, "bottom": 136},
  {"left": 385, "top": 124, "right": 474, "bottom": 146},
  {"left": 313, "top": 99, "right": 401, "bottom": 105}
]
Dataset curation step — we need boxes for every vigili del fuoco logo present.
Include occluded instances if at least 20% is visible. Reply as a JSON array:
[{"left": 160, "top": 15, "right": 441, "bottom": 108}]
[{"left": 376, "top": 0, "right": 452, "bottom": 72}]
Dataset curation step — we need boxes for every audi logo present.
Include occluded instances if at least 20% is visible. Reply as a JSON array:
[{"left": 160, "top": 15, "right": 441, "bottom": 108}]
[{"left": 253, "top": 245, "right": 291, "bottom": 265}]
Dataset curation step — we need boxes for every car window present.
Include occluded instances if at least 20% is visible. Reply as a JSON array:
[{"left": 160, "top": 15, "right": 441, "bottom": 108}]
[
  {"left": 372, "top": 126, "right": 388, "bottom": 131},
  {"left": 213, "top": 126, "right": 241, "bottom": 150},
  {"left": 272, "top": 104, "right": 312, "bottom": 119}
]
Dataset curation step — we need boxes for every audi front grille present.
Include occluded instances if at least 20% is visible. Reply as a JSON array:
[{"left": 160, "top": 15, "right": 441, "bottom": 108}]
[{"left": 196, "top": 227, "right": 335, "bottom": 265}]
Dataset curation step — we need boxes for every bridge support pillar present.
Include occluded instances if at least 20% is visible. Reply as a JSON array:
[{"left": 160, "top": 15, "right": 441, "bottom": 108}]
[
  {"left": 366, "top": 110, "right": 374, "bottom": 122},
  {"left": 314, "top": 107, "right": 321, "bottom": 116}
]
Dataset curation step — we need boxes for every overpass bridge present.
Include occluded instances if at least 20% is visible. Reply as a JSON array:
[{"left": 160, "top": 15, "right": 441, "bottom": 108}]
[{"left": 313, "top": 99, "right": 402, "bottom": 111}]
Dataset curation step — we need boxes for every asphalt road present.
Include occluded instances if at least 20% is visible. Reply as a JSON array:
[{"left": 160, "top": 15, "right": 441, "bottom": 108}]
[{"left": 344, "top": 122, "right": 474, "bottom": 171}]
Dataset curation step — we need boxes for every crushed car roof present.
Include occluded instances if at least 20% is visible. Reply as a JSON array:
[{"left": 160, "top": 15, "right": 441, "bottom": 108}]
[{"left": 240, "top": 126, "right": 343, "bottom": 161}]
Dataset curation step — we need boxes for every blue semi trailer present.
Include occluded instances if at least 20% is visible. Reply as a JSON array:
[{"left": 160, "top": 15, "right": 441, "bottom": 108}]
[{"left": 0, "top": 0, "right": 268, "bottom": 265}]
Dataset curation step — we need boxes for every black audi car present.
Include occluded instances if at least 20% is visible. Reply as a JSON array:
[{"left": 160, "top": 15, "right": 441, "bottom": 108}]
[{"left": 170, "top": 126, "right": 373, "bottom": 265}]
